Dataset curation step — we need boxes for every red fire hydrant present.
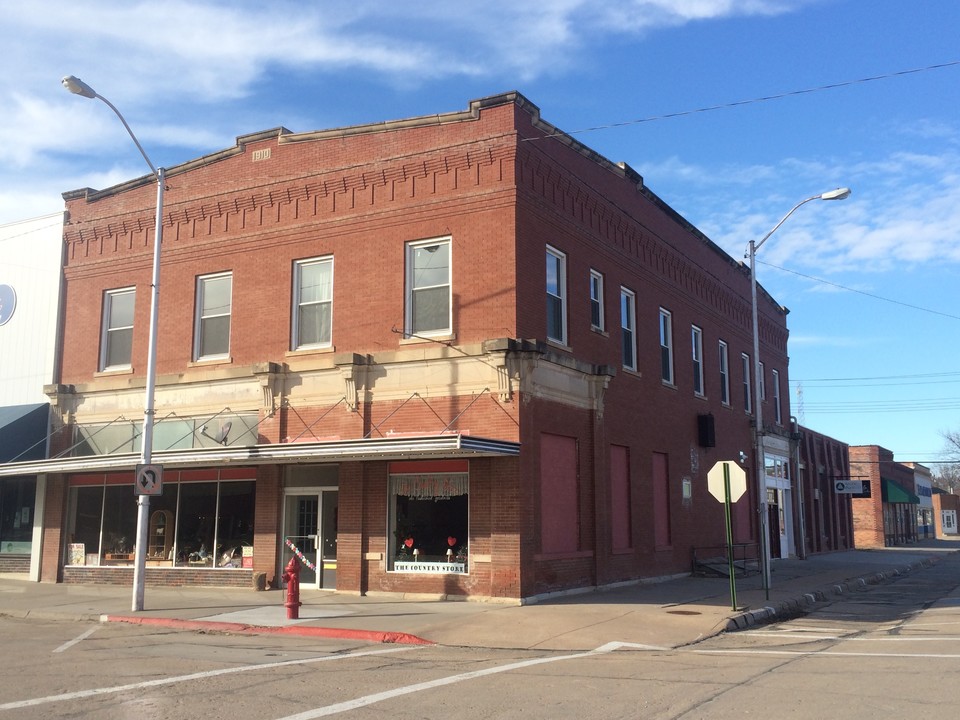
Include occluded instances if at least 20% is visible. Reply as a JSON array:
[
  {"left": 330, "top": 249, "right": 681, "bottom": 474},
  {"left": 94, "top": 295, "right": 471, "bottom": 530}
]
[{"left": 281, "top": 556, "right": 301, "bottom": 619}]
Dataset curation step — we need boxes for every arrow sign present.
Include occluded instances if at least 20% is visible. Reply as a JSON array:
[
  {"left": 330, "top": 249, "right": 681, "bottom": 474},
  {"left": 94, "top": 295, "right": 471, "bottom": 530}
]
[{"left": 135, "top": 464, "right": 163, "bottom": 496}]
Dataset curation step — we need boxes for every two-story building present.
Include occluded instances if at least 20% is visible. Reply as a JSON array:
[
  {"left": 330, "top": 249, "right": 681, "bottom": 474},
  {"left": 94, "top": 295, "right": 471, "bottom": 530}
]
[{"left": 1, "top": 92, "right": 794, "bottom": 600}]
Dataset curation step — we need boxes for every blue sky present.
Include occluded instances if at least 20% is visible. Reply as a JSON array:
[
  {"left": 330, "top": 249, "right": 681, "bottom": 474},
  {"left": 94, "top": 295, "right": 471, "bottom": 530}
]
[{"left": 2, "top": 0, "right": 958, "bottom": 464}]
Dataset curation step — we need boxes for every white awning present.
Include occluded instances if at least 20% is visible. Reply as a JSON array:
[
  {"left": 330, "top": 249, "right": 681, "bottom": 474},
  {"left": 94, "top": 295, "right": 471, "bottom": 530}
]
[{"left": 0, "top": 434, "right": 520, "bottom": 478}]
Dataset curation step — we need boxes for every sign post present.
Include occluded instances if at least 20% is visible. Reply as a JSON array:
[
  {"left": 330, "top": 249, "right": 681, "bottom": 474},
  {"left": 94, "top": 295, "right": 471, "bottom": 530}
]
[{"left": 707, "top": 461, "right": 748, "bottom": 611}]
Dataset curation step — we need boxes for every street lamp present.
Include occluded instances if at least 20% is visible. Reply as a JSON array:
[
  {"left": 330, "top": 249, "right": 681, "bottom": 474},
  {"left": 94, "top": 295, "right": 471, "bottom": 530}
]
[
  {"left": 62, "top": 75, "right": 165, "bottom": 612},
  {"left": 749, "top": 187, "right": 850, "bottom": 599}
]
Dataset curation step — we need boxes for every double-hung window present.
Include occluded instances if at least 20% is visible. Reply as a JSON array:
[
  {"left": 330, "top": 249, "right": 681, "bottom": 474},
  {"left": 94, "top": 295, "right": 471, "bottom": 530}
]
[
  {"left": 546, "top": 246, "right": 567, "bottom": 344},
  {"left": 194, "top": 273, "right": 232, "bottom": 361},
  {"left": 718, "top": 340, "right": 730, "bottom": 405},
  {"left": 590, "top": 270, "right": 605, "bottom": 331},
  {"left": 772, "top": 369, "right": 782, "bottom": 424},
  {"left": 692, "top": 325, "right": 704, "bottom": 396},
  {"left": 405, "top": 238, "right": 451, "bottom": 337},
  {"left": 620, "top": 287, "right": 636, "bottom": 371},
  {"left": 293, "top": 257, "right": 333, "bottom": 349},
  {"left": 659, "top": 308, "right": 674, "bottom": 384},
  {"left": 100, "top": 288, "right": 135, "bottom": 371},
  {"left": 741, "top": 352, "right": 752, "bottom": 413}
]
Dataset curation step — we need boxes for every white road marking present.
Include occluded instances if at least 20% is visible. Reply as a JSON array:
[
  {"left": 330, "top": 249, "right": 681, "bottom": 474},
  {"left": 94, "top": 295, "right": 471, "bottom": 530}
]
[
  {"left": 275, "top": 641, "right": 657, "bottom": 720},
  {"left": 0, "top": 646, "right": 414, "bottom": 711},
  {"left": 53, "top": 627, "right": 98, "bottom": 653},
  {"left": 694, "top": 648, "right": 960, "bottom": 659}
]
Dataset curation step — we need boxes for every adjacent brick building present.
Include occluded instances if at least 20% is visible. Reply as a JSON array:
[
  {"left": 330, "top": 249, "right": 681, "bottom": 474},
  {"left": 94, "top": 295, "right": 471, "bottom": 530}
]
[
  {"left": 0, "top": 92, "right": 794, "bottom": 600},
  {"left": 796, "top": 426, "right": 854, "bottom": 556},
  {"left": 850, "top": 445, "right": 919, "bottom": 548}
]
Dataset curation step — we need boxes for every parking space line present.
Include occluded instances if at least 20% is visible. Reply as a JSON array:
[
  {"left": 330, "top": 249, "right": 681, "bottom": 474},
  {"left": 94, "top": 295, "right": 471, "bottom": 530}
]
[
  {"left": 53, "top": 627, "right": 98, "bottom": 654},
  {"left": 0, "top": 645, "right": 415, "bottom": 711}
]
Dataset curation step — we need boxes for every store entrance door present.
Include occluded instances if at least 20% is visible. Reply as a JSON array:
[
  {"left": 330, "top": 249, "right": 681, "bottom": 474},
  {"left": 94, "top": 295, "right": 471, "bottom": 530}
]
[{"left": 282, "top": 490, "right": 338, "bottom": 589}]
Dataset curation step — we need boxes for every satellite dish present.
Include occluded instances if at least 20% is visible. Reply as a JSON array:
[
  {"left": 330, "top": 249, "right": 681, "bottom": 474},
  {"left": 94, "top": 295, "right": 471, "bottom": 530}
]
[{"left": 213, "top": 421, "right": 232, "bottom": 445}]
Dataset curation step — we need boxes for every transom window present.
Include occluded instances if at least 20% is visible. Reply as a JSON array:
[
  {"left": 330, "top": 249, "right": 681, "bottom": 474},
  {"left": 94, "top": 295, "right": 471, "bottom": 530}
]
[
  {"left": 293, "top": 257, "right": 333, "bottom": 349},
  {"left": 194, "top": 273, "right": 232, "bottom": 361},
  {"left": 406, "top": 238, "right": 451, "bottom": 337},
  {"left": 100, "top": 288, "right": 135, "bottom": 371}
]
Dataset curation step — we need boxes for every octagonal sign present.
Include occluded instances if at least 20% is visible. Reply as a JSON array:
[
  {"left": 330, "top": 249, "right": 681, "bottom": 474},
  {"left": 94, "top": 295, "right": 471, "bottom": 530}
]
[{"left": 707, "top": 461, "right": 747, "bottom": 503}]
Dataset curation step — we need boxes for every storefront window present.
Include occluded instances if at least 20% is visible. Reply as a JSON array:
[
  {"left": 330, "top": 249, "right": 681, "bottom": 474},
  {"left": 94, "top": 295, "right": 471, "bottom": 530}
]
[
  {"left": 388, "top": 462, "right": 468, "bottom": 574},
  {"left": 65, "top": 473, "right": 254, "bottom": 569},
  {"left": 0, "top": 478, "right": 36, "bottom": 554}
]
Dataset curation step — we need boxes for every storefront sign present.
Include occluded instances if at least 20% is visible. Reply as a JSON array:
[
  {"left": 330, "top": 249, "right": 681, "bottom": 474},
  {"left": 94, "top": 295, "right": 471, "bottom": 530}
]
[{"left": 394, "top": 562, "right": 466, "bottom": 574}]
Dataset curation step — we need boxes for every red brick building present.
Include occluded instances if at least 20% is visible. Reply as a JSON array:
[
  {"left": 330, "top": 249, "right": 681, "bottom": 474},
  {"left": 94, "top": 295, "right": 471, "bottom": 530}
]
[
  {"left": 850, "top": 445, "right": 919, "bottom": 548},
  {"left": 1, "top": 92, "right": 793, "bottom": 600},
  {"left": 796, "top": 426, "right": 854, "bottom": 556}
]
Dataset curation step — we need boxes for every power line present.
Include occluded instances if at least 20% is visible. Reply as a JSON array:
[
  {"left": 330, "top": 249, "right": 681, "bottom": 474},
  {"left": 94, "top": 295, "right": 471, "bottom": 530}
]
[
  {"left": 759, "top": 260, "right": 960, "bottom": 321},
  {"left": 524, "top": 61, "right": 960, "bottom": 139}
]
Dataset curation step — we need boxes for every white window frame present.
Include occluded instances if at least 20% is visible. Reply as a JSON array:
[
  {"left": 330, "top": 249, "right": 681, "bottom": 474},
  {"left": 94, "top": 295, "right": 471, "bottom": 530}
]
[
  {"left": 546, "top": 246, "right": 567, "bottom": 345},
  {"left": 194, "top": 272, "right": 232, "bottom": 361},
  {"left": 100, "top": 287, "right": 136, "bottom": 371},
  {"left": 590, "top": 269, "right": 605, "bottom": 331},
  {"left": 772, "top": 368, "right": 782, "bottom": 424},
  {"left": 620, "top": 287, "right": 636, "bottom": 371},
  {"left": 741, "top": 352, "right": 752, "bottom": 413},
  {"left": 405, "top": 237, "right": 452, "bottom": 338},
  {"left": 692, "top": 325, "right": 704, "bottom": 396},
  {"left": 659, "top": 308, "right": 674, "bottom": 385},
  {"left": 759, "top": 361, "right": 766, "bottom": 401},
  {"left": 718, "top": 340, "right": 730, "bottom": 406},
  {"left": 292, "top": 256, "right": 334, "bottom": 350}
]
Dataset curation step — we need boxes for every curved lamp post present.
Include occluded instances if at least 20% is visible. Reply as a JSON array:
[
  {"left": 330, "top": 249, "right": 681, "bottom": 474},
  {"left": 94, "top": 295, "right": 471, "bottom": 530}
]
[
  {"left": 62, "top": 75, "right": 164, "bottom": 612},
  {"left": 749, "top": 187, "right": 850, "bottom": 599}
]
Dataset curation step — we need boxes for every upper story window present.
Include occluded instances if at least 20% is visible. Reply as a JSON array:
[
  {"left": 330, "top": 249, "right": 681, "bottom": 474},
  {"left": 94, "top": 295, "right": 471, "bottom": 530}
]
[
  {"left": 692, "top": 325, "right": 704, "bottom": 396},
  {"left": 293, "top": 257, "right": 333, "bottom": 349},
  {"left": 100, "top": 287, "right": 135, "bottom": 371},
  {"left": 546, "top": 246, "right": 567, "bottom": 345},
  {"left": 759, "top": 361, "right": 766, "bottom": 401},
  {"left": 194, "top": 272, "right": 232, "bottom": 361},
  {"left": 659, "top": 308, "right": 674, "bottom": 385},
  {"left": 590, "top": 269, "right": 605, "bottom": 331},
  {"left": 772, "top": 368, "right": 782, "bottom": 424},
  {"left": 620, "top": 287, "right": 636, "bottom": 371},
  {"left": 718, "top": 340, "right": 730, "bottom": 405},
  {"left": 741, "top": 352, "right": 752, "bottom": 413},
  {"left": 406, "top": 238, "right": 451, "bottom": 337}
]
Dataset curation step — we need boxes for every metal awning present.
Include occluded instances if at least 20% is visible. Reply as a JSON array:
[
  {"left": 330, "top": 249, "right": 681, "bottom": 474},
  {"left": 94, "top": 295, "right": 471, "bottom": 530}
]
[
  {"left": 0, "top": 433, "right": 520, "bottom": 478},
  {"left": 881, "top": 478, "right": 920, "bottom": 505}
]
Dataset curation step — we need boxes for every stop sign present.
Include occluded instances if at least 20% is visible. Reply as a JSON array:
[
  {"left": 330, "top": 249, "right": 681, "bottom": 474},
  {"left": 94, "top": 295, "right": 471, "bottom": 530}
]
[{"left": 707, "top": 461, "right": 747, "bottom": 503}]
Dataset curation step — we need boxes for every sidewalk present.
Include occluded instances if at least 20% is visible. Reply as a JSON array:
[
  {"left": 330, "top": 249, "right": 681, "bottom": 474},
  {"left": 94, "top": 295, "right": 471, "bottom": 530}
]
[{"left": 1, "top": 540, "right": 956, "bottom": 651}]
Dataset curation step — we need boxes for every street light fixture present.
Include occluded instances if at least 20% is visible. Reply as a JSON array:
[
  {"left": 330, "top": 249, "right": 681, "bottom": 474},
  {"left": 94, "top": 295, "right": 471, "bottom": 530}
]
[
  {"left": 62, "top": 75, "right": 165, "bottom": 612},
  {"left": 749, "top": 187, "right": 850, "bottom": 599}
]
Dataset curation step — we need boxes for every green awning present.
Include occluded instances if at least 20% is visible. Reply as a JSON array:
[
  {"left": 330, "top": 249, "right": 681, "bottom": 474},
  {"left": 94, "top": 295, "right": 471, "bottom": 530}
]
[{"left": 881, "top": 478, "right": 919, "bottom": 505}]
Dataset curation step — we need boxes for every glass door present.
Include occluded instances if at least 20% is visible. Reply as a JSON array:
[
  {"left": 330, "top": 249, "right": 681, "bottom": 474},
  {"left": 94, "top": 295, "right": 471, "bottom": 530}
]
[
  {"left": 283, "top": 494, "right": 319, "bottom": 589},
  {"left": 282, "top": 490, "right": 338, "bottom": 590}
]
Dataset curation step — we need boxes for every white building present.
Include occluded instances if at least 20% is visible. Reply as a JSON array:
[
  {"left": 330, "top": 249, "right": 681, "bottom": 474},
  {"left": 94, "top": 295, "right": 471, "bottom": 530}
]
[
  {"left": 0, "top": 212, "right": 62, "bottom": 578},
  {"left": 0, "top": 212, "right": 63, "bottom": 405}
]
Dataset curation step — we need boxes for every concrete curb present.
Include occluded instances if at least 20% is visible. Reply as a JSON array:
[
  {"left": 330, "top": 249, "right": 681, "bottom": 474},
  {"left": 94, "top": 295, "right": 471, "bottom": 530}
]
[
  {"left": 103, "top": 614, "right": 435, "bottom": 645},
  {"left": 722, "top": 556, "right": 940, "bottom": 632}
]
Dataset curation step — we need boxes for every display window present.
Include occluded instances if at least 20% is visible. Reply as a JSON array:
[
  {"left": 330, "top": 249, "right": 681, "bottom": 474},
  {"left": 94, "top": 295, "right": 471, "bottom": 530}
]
[
  {"left": 388, "top": 460, "right": 468, "bottom": 574},
  {"left": 65, "top": 470, "right": 254, "bottom": 569}
]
